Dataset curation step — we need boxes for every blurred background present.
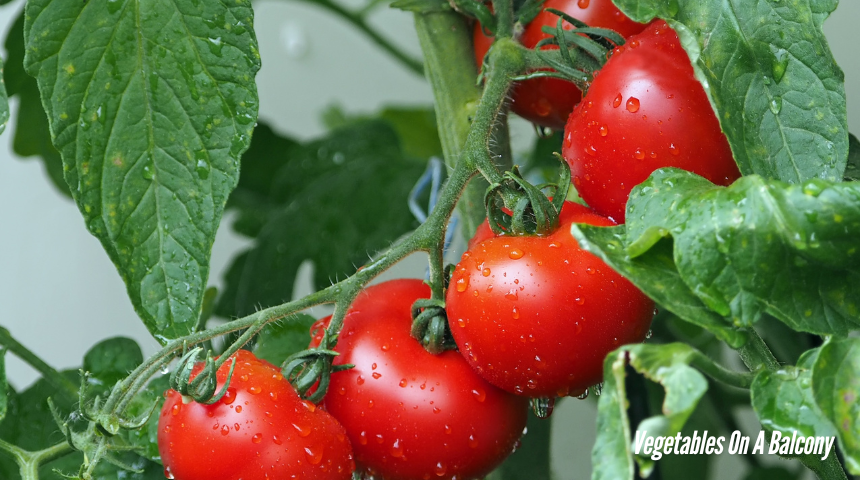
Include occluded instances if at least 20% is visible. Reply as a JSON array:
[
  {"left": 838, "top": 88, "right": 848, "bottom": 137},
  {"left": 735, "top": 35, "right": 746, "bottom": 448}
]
[{"left": 1, "top": 0, "right": 858, "bottom": 478}]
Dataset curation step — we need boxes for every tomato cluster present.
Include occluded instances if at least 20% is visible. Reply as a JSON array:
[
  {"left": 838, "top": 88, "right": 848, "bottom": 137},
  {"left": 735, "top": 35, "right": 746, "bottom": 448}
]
[{"left": 156, "top": 6, "right": 745, "bottom": 480}]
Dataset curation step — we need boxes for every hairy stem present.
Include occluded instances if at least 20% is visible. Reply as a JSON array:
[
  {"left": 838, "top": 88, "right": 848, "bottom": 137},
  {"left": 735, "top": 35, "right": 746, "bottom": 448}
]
[
  {"left": 689, "top": 351, "right": 755, "bottom": 389},
  {"left": 0, "top": 327, "right": 77, "bottom": 400},
  {"left": 0, "top": 438, "right": 74, "bottom": 480}
]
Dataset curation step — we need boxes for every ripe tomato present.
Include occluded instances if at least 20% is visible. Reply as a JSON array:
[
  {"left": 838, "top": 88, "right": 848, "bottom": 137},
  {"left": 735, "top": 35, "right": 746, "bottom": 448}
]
[
  {"left": 157, "top": 350, "right": 354, "bottom": 480},
  {"left": 473, "top": 0, "right": 647, "bottom": 129},
  {"left": 562, "top": 20, "right": 741, "bottom": 222},
  {"left": 312, "top": 279, "right": 528, "bottom": 480},
  {"left": 447, "top": 201, "right": 654, "bottom": 397}
]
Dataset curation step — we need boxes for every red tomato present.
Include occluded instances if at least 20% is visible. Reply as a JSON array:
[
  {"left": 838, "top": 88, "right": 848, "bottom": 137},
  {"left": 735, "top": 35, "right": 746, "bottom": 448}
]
[
  {"left": 313, "top": 279, "right": 528, "bottom": 480},
  {"left": 158, "top": 350, "right": 354, "bottom": 480},
  {"left": 562, "top": 20, "right": 741, "bottom": 222},
  {"left": 473, "top": 0, "right": 647, "bottom": 129},
  {"left": 447, "top": 201, "right": 654, "bottom": 397}
]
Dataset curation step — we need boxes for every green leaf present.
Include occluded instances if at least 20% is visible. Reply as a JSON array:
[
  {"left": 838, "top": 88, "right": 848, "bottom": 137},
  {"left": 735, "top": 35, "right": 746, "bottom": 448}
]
[
  {"left": 0, "top": 349, "right": 6, "bottom": 423},
  {"left": 742, "top": 467, "right": 800, "bottom": 480},
  {"left": 570, "top": 225, "right": 746, "bottom": 347},
  {"left": 217, "top": 120, "right": 423, "bottom": 317},
  {"left": 121, "top": 375, "right": 170, "bottom": 463},
  {"left": 23, "top": 0, "right": 261, "bottom": 341},
  {"left": 83, "top": 337, "right": 144, "bottom": 394},
  {"left": 592, "top": 343, "right": 708, "bottom": 480},
  {"left": 1, "top": 10, "right": 67, "bottom": 196},
  {"left": 612, "top": 0, "right": 847, "bottom": 182},
  {"left": 0, "top": 56, "right": 10, "bottom": 136},
  {"left": 751, "top": 364, "right": 837, "bottom": 452},
  {"left": 812, "top": 337, "right": 860, "bottom": 473},
  {"left": 322, "top": 105, "right": 443, "bottom": 160},
  {"left": 253, "top": 314, "right": 317, "bottom": 366},
  {"left": 622, "top": 169, "right": 860, "bottom": 335}
]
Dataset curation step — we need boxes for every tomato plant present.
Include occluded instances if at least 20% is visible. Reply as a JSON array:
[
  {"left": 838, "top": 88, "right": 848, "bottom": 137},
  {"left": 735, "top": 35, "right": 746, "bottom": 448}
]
[
  {"left": 311, "top": 280, "right": 528, "bottom": 480},
  {"left": 0, "top": 0, "right": 858, "bottom": 479},
  {"left": 157, "top": 350, "right": 354, "bottom": 480},
  {"left": 562, "top": 20, "right": 741, "bottom": 222},
  {"left": 473, "top": 0, "right": 647, "bottom": 130},
  {"left": 447, "top": 201, "right": 654, "bottom": 397}
]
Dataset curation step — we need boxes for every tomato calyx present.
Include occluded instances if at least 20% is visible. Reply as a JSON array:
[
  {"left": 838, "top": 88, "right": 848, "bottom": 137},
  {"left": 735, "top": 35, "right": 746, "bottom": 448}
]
[
  {"left": 168, "top": 347, "right": 237, "bottom": 405},
  {"left": 485, "top": 160, "right": 570, "bottom": 236},
  {"left": 410, "top": 297, "right": 457, "bottom": 354},
  {"left": 283, "top": 334, "right": 354, "bottom": 403}
]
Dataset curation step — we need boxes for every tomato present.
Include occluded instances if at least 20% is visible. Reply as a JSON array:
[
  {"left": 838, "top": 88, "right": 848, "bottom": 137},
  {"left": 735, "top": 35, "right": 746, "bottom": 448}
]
[
  {"left": 473, "top": 0, "right": 647, "bottom": 129},
  {"left": 312, "top": 279, "right": 528, "bottom": 480},
  {"left": 157, "top": 350, "right": 354, "bottom": 480},
  {"left": 447, "top": 201, "right": 654, "bottom": 397},
  {"left": 562, "top": 20, "right": 741, "bottom": 222}
]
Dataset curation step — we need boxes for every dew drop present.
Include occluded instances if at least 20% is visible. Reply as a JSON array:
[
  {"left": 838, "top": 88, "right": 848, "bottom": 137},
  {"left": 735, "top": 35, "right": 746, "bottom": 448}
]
[
  {"left": 456, "top": 277, "right": 469, "bottom": 292},
  {"left": 769, "top": 96, "right": 782, "bottom": 114},
  {"left": 626, "top": 97, "right": 640, "bottom": 113},
  {"left": 469, "top": 434, "right": 479, "bottom": 448},
  {"left": 399, "top": 378, "right": 408, "bottom": 388},
  {"left": 304, "top": 446, "right": 323, "bottom": 465},
  {"left": 512, "top": 307, "right": 520, "bottom": 319},
  {"left": 252, "top": 433, "right": 263, "bottom": 444},
  {"left": 359, "top": 431, "right": 368, "bottom": 445},
  {"left": 293, "top": 423, "right": 312, "bottom": 437},
  {"left": 248, "top": 385, "right": 261, "bottom": 395},
  {"left": 472, "top": 388, "right": 486, "bottom": 403},
  {"left": 435, "top": 462, "right": 447, "bottom": 477},
  {"left": 171, "top": 404, "right": 181, "bottom": 416},
  {"left": 634, "top": 149, "right": 645, "bottom": 160},
  {"left": 273, "top": 435, "right": 282, "bottom": 445},
  {"left": 357, "top": 375, "right": 365, "bottom": 385},
  {"left": 577, "top": 0, "right": 589, "bottom": 7},
  {"left": 598, "top": 125, "right": 608, "bottom": 136},
  {"left": 372, "top": 372, "right": 382, "bottom": 380},
  {"left": 482, "top": 268, "right": 491, "bottom": 277},
  {"left": 221, "top": 424, "right": 230, "bottom": 435},
  {"left": 444, "top": 425, "right": 452, "bottom": 434},
  {"left": 235, "top": 405, "right": 242, "bottom": 413},
  {"left": 613, "top": 94, "right": 622, "bottom": 108},
  {"left": 164, "top": 466, "right": 175, "bottom": 479},
  {"left": 505, "top": 289, "right": 519, "bottom": 301},
  {"left": 509, "top": 249, "right": 525, "bottom": 259},
  {"left": 391, "top": 439, "right": 404, "bottom": 457},
  {"left": 669, "top": 143, "right": 680, "bottom": 156}
]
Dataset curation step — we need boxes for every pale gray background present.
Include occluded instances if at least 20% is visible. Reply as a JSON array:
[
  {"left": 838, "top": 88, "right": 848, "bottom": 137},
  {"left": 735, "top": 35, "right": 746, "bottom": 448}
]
[{"left": 1, "top": 0, "right": 858, "bottom": 478}]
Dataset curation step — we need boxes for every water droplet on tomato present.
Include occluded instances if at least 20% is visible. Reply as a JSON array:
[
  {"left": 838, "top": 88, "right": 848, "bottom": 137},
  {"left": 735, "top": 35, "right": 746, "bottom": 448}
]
[
  {"left": 371, "top": 363, "right": 378, "bottom": 370},
  {"left": 304, "top": 446, "right": 324, "bottom": 465},
  {"left": 634, "top": 149, "right": 645, "bottom": 160},
  {"left": 527, "top": 380, "right": 537, "bottom": 390},
  {"left": 505, "top": 289, "right": 518, "bottom": 301},
  {"left": 382, "top": 344, "right": 390, "bottom": 351},
  {"left": 399, "top": 378, "right": 408, "bottom": 387},
  {"left": 598, "top": 125, "right": 608, "bottom": 136},
  {"left": 626, "top": 97, "right": 640, "bottom": 113},
  {"left": 577, "top": 389, "right": 589, "bottom": 400},
  {"left": 235, "top": 405, "right": 243, "bottom": 413},
  {"left": 222, "top": 388, "right": 237, "bottom": 405},
  {"left": 221, "top": 424, "right": 230, "bottom": 435},
  {"left": 338, "top": 386, "right": 346, "bottom": 395},
  {"left": 472, "top": 388, "right": 486, "bottom": 402},
  {"left": 171, "top": 403, "right": 181, "bottom": 416},
  {"left": 164, "top": 466, "right": 175, "bottom": 479},
  {"left": 512, "top": 307, "right": 520, "bottom": 319},
  {"left": 586, "top": 267, "right": 595, "bottom": 275},
  {"left": 293, "top": 423, "right": 312, "bottom": 437},
  {"left": 376, "top": 434, "right": 385, "bottom": 444},
  {"left": 457, "top": 318, "right": 466, "bottom": 328},
  {"left": 359, "top": 431, "right": 368, "bottom": 445},
  {"left": 357, "top": 375, "right": 365, "bottom": 385},
  {"left": 575, "top": 297, "right": 585, "bottom": 305},
  {"left": 613, "top": 94, "right": 622, "bottom": 108},
  {"left": 577, "top": 0, "right": 589, "bottom": 7},
  {"left": 508, "top": 249, "right": 524, "bottom": 259},
  {"left": 240, "top": 374, "right": 249, "bottom": 382},
  {"left": 234, "top": 423, "right": 241, "bottom": 431},
  {"left": 482, "top": 267, "right": 491, "bottom": 277},
  {"left": 433, "top": 407, "right": 441, "bottom": 414},
  {"left": 391, "top": 439, "right": 404, "bottom": 457},
  {"left": 273, "top": 435, "right": 282, "bottom": 445},
  {"left": 455, "top": 277, "right": 469, "bottom": 292},
  {"left": 435, "top": 462, "right": 447, "bottom": 476},
  {"left": 646, "top": 329, "right": 653, "bottom": 339},
  {"left": 469, "top": 434, "right": 479, "bottom": 448},
  {"left": 248, "top": 385, "right": 261, "bottom": 394},
  {"left": 649, "top": 151, "right": 657, "bottom": 159},
  {"left": 252, "top": 433, "right": 263, "bottom": 444},
  {"left": 531, "top": 397, "right": 555, "bottom": 418}
]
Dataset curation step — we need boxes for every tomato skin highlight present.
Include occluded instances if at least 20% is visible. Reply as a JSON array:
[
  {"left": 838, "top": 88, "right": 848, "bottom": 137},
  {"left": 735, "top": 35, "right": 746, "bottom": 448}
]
[
  {"left": 313, "top": 279, "right": 528, "bottom": 480},
  {"left": 447, "top": 202, "right": 654, "bottom": 397},
  {"left": 562, "top": 20, "right": 741, "bottom": 222},
  {"left": 157, "top": 350, "right": 354, "bottom": 480},
  {"left": 473, "top": 0, "right": 647, "bottom": 130}
]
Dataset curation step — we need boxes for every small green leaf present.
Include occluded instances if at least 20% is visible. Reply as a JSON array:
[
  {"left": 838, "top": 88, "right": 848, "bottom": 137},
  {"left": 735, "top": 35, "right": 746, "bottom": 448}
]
[
  {"left": 751, "top": 364, "right": 837, "bottom": 451},
  {"left": 253, "top": 314, "right": 317, "bottom": 366},
  {"left": 612, "top": 0, "right": 847, "bottom": 182},
  {"left": 83, "top": 337, "right": 144, "bottom": 394},
  {"left": 592, "top": 343, "right": 708, "bottom": 480},
  {"left": 23, "top": 0, "right": 261, "bottom": 341},
  {"left": 570, "top": 225, "right": 746, "bottom": 347},
  {"left": 812, "top": 337, "right": 860, "bottom": 473},
  {"left": 217, "top": 121, "right": 423, "bottom": 318}
]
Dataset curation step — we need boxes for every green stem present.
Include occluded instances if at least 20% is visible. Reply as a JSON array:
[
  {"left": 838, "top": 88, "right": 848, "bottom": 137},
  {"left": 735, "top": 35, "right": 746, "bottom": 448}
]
[
  {"left": 0, "top": 327, "right": 77, "bottom": 400},
  {"left": 295, "top": 0, "right": 424, "bottom": 76},
  {"left": 689, "top": 351, "right": 755, "bottom": 389},
  {"left": 413, "top": 11, "right": 486, "bottom": 236},
  {"left": 0, "top": 438, "right": 74, "bottom": 480}
]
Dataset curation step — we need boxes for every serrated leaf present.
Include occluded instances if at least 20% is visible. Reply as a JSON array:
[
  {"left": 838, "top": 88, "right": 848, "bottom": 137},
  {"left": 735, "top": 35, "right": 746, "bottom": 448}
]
[
  {"left": 217, "top": 121, "right": 423, "bottom": 318},
  {"left": 619, "top": 168, "right": 860, "bottom": 336},
  {"left": 23, "top": 0, "right": 261, "bottom": 341},
  {"left": 812, "top": 337, "right": 860, "bottom": 473},
  {"left": 83, "top": 337, "right": 144, "bottom": 395},
  {"left": 253, "top": 314, "right": 317, "bottom": 366},
  {"left": 612, "top": 0, "right": 847, "bottom": 183},
  {"left": 592, "top": 343, "right": 708, "bottom": 480},
  {"left": 570, "top": 225, "right": 746, "bottom": 347}
]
